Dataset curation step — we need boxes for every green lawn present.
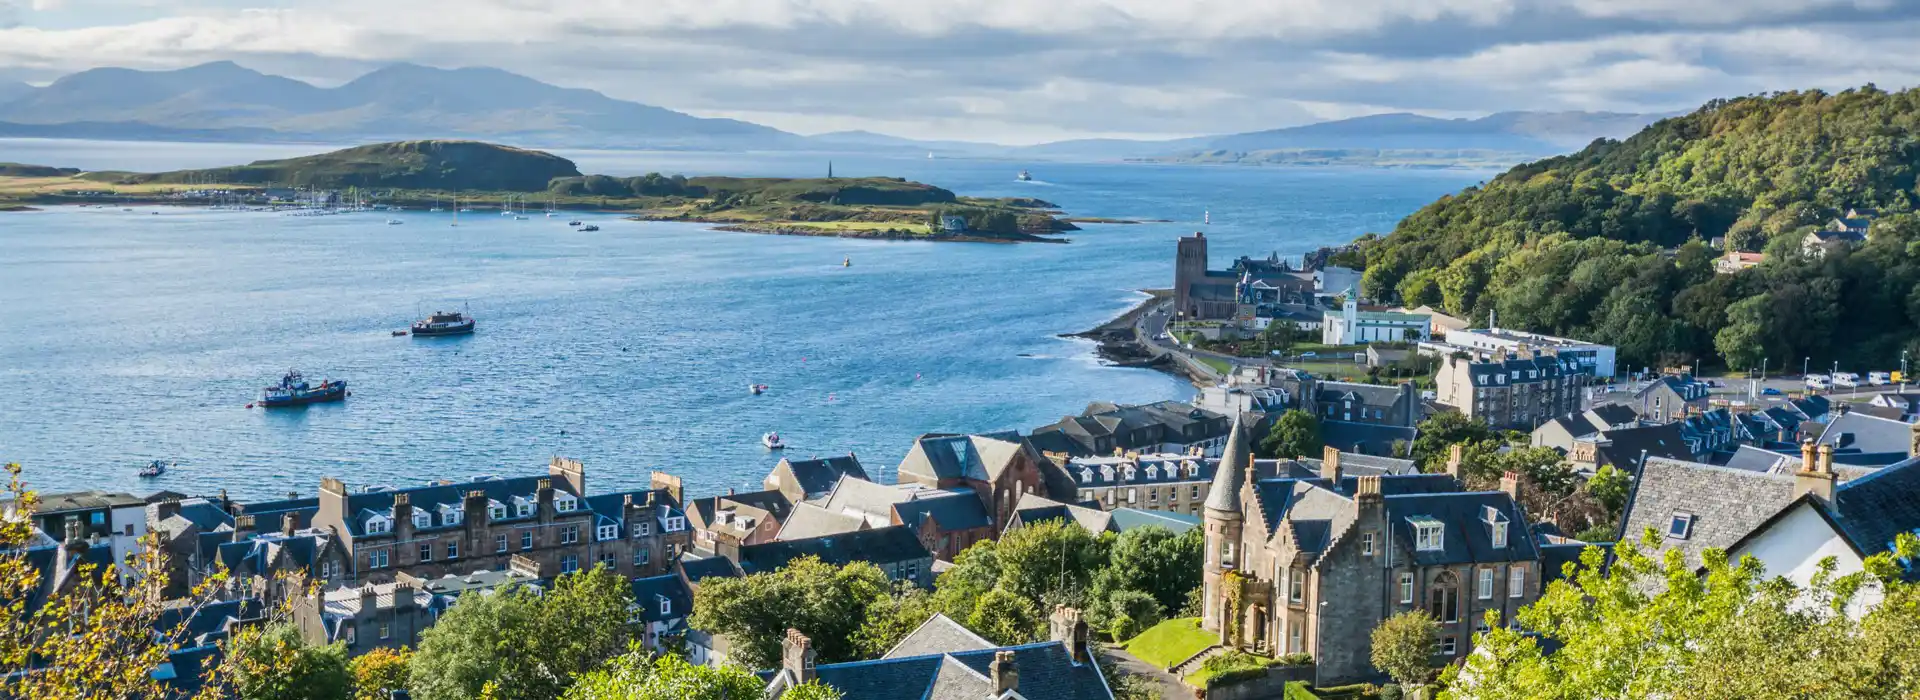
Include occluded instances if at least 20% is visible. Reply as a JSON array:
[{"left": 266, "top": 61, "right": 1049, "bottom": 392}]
[
  {"left": 1196, "top": 356, "right": 1234, "bottom": 375},
  {"left": 1123, "top": 618, "right": 1214, "bottom": 669},
  {"left": 1184, "top": 653, "right": 1279, "bottom": 688}
]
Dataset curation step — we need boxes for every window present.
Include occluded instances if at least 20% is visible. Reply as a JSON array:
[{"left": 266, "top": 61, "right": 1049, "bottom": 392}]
[
  {"left": 123, "top": 524, "right": 134, "bottom": 536},
  {"left": 1220, "top": 541, "right": 1235, "bottom": 568},
  {"left": 560, "top": 555, "right": 578, "bottom": 574},
  {"left": 365, "top": 517, "right": 391, "bottom": 535},
  {"left": 561, "top": 525, "right": 580, "bottom": 544},
  {"left": 447, "top": 541, "right": 459, "bottom": 559},
  {"left": 444, "top": 508, "right": 462, "bottom": 526},
  {"left": 598, "top": 524, "right": 619, "bottom": 541},
  {"left": 1288, "top": 570, "right": 1305, "bottom": 603},
  {"left": 660, "top": 597, "right": 672, "bottom": 616},
  {"left": 1126, "top": 488, "right": 1137, "bottom": 504},
  {"left": 906, "top": 561, "right": 920, "bottom": 583},
  {"left": 635, "top": 548, "right": 650, "bottom": 566},
  {"left": 1429, "top": 573, "right": 1459, "bottom": 622},
  {"left": 418, "top": 543, "right": 432, "bottom": 562},
  {"left": 1509, "top": 567, "right": 1525, "bottom": 598},
  {"left": 1079, "top": 490, "right": 1091, "bottom": 502},
  {"left": 1361, "top": 533, "right": 1375, "bottom": 556},
  {"left": 521, "top": 531, "right": 533, "bottom": 550},
  {"left": 321, "top": 560, "right": 338, "bottom": 580},
  {"left": 495, "top": 534, "right": 508, "bottom": 553},
  {"left": 516, "top": 501, "right": 534, "bottom": 518},
  {"left": 413, "top": 512, "right": 431, "bottom": 530},
  {"left": 1399, "top": 572, "right": 1413, "bottom": 604},
  {"left": 379, "top": 623, "right": 390, "bottom": 640},
  {"left": 1148, "top": 489, "right": 1159, "bottom": 504},
  {"left": 1412, "top": 518, "right": 1444, "bottom": 551},
  {"left": 1289, "top": 621, "right": 1302, "bottom": 653},
  {"left": 1667, "top": 512, "right": 1695, "bottom": 540},
  {"left": 665, "top": 517, "right": 685, "bottom": 532},
  {"left": 633, "top": 521, "right": 651, "bottom": 538},
  {"left": 489, "top": 505, "right": 507, "bottom": 521},
  {"left": 369, "top": 549, "right": 389, "bottom": 569},
  {"left": 1491, "top": 521, "right": 1508, "bottom": 549},
  {"left": 598, "top": 551, "right": 616, "bottom": 568},
  {"left": 1191, "top": 485, "right": 1201, "bottom": 500},
  {"left": 90, "top": 512, "right": 105, "bottom": 526},
  {"left": 555, "top": 495, "right": 578, "bottom": 513},
  {"left": 1477, "top": 568, "right": 1495, "bottom": 599},
  {"left": 1105, "top": 491, "right": 1115, "bottom": 505},
  {"left": 345, "top": 626, "right": 356, "bottom": 646},
  {"left": 1440, "top": 637, "right": 1457, "bottom": 656}
]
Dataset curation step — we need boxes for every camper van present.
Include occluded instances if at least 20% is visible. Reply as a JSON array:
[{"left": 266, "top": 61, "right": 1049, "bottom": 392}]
[
  {"left": 1805, "top": 374, "right": 1832, "bottom": 390},
  {"left": 1832, "top": 372, "right": 1861, "bottom": 388},
  {"left": 1869, "top": 371, "right": 1893, "bottom": 386}
]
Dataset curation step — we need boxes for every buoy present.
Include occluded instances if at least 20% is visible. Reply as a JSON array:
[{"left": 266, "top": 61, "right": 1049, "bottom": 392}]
[{"left": 245, "top": 403, "right": 254, "bottom": 409}]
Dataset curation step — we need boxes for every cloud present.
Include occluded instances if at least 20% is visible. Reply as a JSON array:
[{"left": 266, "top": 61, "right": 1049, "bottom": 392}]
[{"left": 0, "top": 0, "right": 1918, "bottom": 141}]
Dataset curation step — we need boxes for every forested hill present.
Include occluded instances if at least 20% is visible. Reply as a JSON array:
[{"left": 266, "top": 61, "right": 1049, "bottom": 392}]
[{"left": 1345, "top": 86, "right": 1920, "bottom": 373}]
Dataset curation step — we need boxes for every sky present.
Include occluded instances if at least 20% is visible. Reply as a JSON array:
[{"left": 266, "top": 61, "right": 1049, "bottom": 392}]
[{"left": 2, "top": 0, "right": 1919, "bottom": 144}]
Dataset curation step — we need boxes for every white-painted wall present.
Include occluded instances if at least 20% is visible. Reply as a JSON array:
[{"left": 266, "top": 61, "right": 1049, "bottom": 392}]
[
  {"left": 110, "top": 505, "right": 148, "bottom": 580},
  {"left": 1729, "top": 502, "right": 1880, "bottom": 615}
]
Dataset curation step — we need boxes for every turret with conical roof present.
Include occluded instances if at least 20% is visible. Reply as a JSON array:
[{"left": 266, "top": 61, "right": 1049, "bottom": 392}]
[{"left": 1201, "top": 413, "right": 1251, "bottom": 636}]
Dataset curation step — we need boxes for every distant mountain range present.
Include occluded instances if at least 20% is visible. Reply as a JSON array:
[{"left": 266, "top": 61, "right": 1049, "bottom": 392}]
[{"left": 0, "top": 62, "right": 1665, "bottom": 165}]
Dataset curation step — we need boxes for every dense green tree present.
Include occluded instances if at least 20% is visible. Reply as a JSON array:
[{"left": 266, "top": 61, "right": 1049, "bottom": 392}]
[
  {"left": 561, "top": 650, "right": 769, "bottom": 700},
  {"left": 411, "top": 566, "right": 636, "bottom": 700},
  {"left": 1443, "top": 533, "right": 1920, "bottom": 699},
  {"left": 348, "top": 647, "right": 411, "bottom": 700},
  {"left": 850, "top": 584, "right": 942, "bottom": 659},
  {"left": 224, "top": 624, "right": 352, "bottom": 700},
  {"left": 1586, "top": 465, "right": 1630, "bottom": 518},
  {"left": 1101, "top": 526, "right": 1203, "bottom": 616},
  {"left": 1409, "top": 412, "right": 1497, "bottom": 470},
  {"left": 691, "top": 556, "right": 892, "bottom": 670},
  {"left": 1371, "top": 611, "right": 1439, "bottom": 689},
  {"left": 1258, "top": 410, "right": 1322, "bottom": 459}
]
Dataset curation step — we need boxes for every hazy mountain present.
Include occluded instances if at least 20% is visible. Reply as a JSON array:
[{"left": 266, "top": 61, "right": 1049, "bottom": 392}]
[
  {"left": 1202, "top": 111, "right": 1662, "bottom": 154},
  {"left": 804, "top": 130, "right": 998, "bottom": 153},
  {"left": 0, "top": 81, "right": 35, "bottom": 104},
  {"left": 0, "top": 61, "right": 795, "bottom": 147}
]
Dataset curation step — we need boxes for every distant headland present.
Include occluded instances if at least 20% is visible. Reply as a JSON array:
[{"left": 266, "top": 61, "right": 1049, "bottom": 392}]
[{"left": 0, "top": 140, "right": 1080, "bottom": 243}]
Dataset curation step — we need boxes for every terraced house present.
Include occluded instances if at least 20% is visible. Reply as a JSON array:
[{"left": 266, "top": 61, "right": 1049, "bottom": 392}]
[
  {"left": 1201, "top": 416, "right": 1549, "bottom": 685},
  {"left": 1064, "top": 451, "right": 1215, "bottom": 516},
  {"left": 1435, "top": 353, "right": 1588, "bottom": 430},
  {"left": 310, "top": 457, "right": 692, "bottom": 584}
]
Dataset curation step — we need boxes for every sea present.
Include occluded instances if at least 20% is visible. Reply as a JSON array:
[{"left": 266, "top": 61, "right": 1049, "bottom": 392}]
[{"left": 0, "top": 137, "right": 1486, "bottom": 501}]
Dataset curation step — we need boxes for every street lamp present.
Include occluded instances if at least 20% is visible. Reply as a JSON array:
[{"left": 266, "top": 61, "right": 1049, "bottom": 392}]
[
  {"left": 1803, "top": 357, "right": 1810, "bottom": 378},
  {"left": 1761, "top": 357, "right": 1768, "bottom": 383}
]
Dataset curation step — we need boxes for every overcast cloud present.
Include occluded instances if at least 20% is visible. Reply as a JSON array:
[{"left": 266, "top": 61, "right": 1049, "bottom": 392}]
[{"left": 1, "top": 0, "right": 1918, "bottom": 143}]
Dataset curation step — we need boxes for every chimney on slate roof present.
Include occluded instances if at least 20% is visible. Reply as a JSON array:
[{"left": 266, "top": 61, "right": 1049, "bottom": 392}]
[
  {"left": 1050, "top": 606, "right": 1089, "bottom": 663},
  {"left": 1499, "top": 471, "right": 1521, "bottom": 501},
  {"left": 1321, "top": 446, "right": 1342, "bottom": 483},
  {"left": 232, "top": 514, "right": 255, "bottom": 543},
  {"left": 282, "top": 513, "right": 299, "bottom": 537},
  {"left": 1446, "top": 444, "right": 1465, "bottom": 482},
  {"left": 990, "top": 650, "right": 1019, "bottom": 694},
  {"left": 1795, "top": 442, "right": 1837, "bottom": 503},
  {"left": 781, "top": 629, "right": 816, "bottom": 684}
]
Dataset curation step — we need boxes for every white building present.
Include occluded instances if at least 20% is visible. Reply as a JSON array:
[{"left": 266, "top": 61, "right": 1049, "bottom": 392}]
[
  {"left": 1442, "top": 328, "right": 1617, "bottom": 379},
  {"left": 1321, "top": 298, "right": 1431, "bottom": 345}
]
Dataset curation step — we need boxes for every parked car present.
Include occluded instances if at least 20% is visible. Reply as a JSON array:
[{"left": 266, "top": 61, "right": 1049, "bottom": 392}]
[
  {"left": 1869, "top": 371, "right": 1892, "bottom": 386},
  {"left": 1300, "top": 351, "right": 1319, "bottom": 359},
  {"left": 1762, "top": 387, "right": 1784, "bottom": 396}
]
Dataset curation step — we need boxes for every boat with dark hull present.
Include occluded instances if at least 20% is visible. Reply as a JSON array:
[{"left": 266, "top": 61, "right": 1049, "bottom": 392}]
[
  {"left": 411, "top": 310, "right": 476, "bottom": 336},
  {"left": 259, "top": 370, "right": 347, "bottom": 407}
]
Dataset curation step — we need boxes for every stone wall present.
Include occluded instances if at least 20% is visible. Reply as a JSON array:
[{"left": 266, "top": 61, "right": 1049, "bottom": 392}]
[{"left": 1202, "top": 664, "right": 1314, "bottom": 700}]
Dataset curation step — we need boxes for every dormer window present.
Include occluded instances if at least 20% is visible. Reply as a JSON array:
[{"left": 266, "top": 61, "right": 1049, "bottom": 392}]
[
  {"left": 515, "top": 498, "right": 534, "bottom": 518},
  {"left": 489, "top": 503, "right": 507, "bottom": 521},
  {"left": 659, "top": 596, "right": 672, "bottom": 616},
  {"left": 1482, "top": 506, "right": 1509, "bottom": 549},
  {"left": 412, "top": 511, "right": 432, "bottom": 530},
  {"left": 1410, "top": 516, "right": 1444, "bottom": 552},
  {"left": 554, "top": 494, "right": 578, "bottom": 513},
  {"left": 442, "top": 505, "right": 463, "bottom": 526},
  {"left": 1667, "top": 512, "right": 1695, "bottom": 540},
  {"left": 1146, "top": 465, "right": 1160, "bottom": 480},
  {"left": 365, "top": 516, "right": 391, "bottom": 535},
  {"left": 1078, "top": 468, "right": 1093, "bottom": 483},
  {"left": 1099, "top": 466, "right": 1113, "bottom": 482},
  {"left": 1123, "top": 466, "right": 1137, "bottom": 480}
]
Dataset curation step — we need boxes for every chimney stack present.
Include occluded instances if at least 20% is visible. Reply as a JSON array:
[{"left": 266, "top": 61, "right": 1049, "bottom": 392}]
[
  {"left": 990, "top": 650, "right": 1019, "bottom": 694},
  {"left": 232, "top": 514, "right": 255, "bottom": 542},
  {"left": 282, "top": 513, "right": 299, "bottom": 537},
  {"left": 1499, "top": 471, "right": 1521, "bottom": 500},
  {"left": 781, "top": 629, "right": 816, "bottom": 684},
  {"left": 1050, "top": 606, "right": 1090, "bottom": 663},
  {"left": 1795, "top": 443, "right": 1837, "bottom": 503},
  {"left": 1801, "top": 438, "right": 1817, "bottom": 472},
  {"left": 1355, "top": 475, "right": 1384, "bottom": 504},
  {"left": 1909, "top": 422, "right": 1920, "bottom": 459},
  {"left": 1320, "top": 446, "right": 1342, "bottom": 483},
  {"left": 155, "top": 498, "right": 182, "bottom": 523},
  {"left": 360, "top": 584, "right": 380, "bottom": 613},
  {"left": 1446, "top": 444, "right": 1465, "bottom": 481}
]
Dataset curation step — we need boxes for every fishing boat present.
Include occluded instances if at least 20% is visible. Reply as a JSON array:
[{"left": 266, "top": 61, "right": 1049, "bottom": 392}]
[
  {"left": 387, "top": 219, "right": 403, "bottom": 225},
  {"left": 842, "top": 257, "right": 851, "bottom": 268},
  {"left": 580, "top": 224, "right": 600, "bottom": 232},
  {"left": 411, "top": 309, "right": 476, "bottom": 337},
  {"left": 1017, "top": 170, "right": 1032, "bottom": 182},
  {"left": 258, "top": 370, "right": 347, "bottom": 408},
  {"left": 749, "top": 384, "right": 769, "bottom": 395},
  {"left": 568, "top": 220, "right": 583, "bottom": 226},
  {"left": 762, "top": 432, "right": 786, "bottom": 450},
  {"left": 138, "top": 460, "right": 171, "bottom": 478}
]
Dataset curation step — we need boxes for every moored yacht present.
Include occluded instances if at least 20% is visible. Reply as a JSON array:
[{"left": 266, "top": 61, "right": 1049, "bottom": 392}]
[{"left": 411, "top": 309, "right": 476, "bottom": 337}]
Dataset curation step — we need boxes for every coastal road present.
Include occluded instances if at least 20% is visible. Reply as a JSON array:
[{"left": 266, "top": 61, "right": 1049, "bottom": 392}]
[{"left": 1132, "top": 301, "right": 1270, "bottom": 378}]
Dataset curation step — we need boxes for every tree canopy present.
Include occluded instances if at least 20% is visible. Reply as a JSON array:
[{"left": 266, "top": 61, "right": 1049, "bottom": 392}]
[
  {"left": 410, "top": 565, "right": 637, "bottom": 700},
  {"left": 690, "top": 556, "right": 895, "bottom": 670},
  {"left": 1258, "top": 409, "right": 1322, "bottom": 459},
  {"left": 1347, "top": 87, "right": 1920, "bottom": 372}
]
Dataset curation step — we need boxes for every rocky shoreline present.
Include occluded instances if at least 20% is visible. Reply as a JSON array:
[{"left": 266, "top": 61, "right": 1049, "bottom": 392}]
[
  {"left": 698, "top": 222, "right": 1069, "bottom": 244},
  {"left": 1063, "top": 290, "right": 1174, "bottom": 369}
]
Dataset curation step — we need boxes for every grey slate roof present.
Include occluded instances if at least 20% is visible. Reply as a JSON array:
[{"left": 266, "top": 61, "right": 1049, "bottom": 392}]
[
  {"left": 1385, "top": 491, "right": 1540, "bottom": 567},
  {"left": 776, "top": 503, "right": 869, "bottom": 541},
  {"left": 1828, "top": 458, "right": 1920, "bottom": 562},
  {"left": 1314, "top": 381, "right": 1404, "bottom": 408},
  {"left": 1464, "top": 355, "right": 1577, "bottom": 388},
  {"left": 1723, "top": 445, "right": 1794, "bottom": 474},
  {"left": 780, "top": 455, "right": 870, "bottom": 496},
  {"left": 1250, "top": 473, "right": 1460, "bottom": 537},
  {"left": 1815, "top": 413, "right": 1914, "bottom": 455},
  {"left": 1318, "top": 420, "right": 1418, "bottom": 456},
  {"left": 677, "top": 554, "right": 739, "bottom": 583},
  {"left": 736, "top": 525, "right": 929, "bottom": 574},
  {"left": 893, "top": 493, "right": 993, "bottom": 531},
  {"left": 1618, "top": 457, "right": 1799, "bottom": 569},
  {"left": 1012, "top": 493, "right": 1112, "bottom": 534},
  {"left": 1107, "top": 508, "right": 1201, "bottom": 534},
  {"left": 1594, "top": 422, "right": 1695, "bottom": 473},
  {"left": 1297, "top": 453, "right": 1420, "bottom": 476},
  {"left": 899, "top": 433, "right": 1029, "bottom": 483},
  {"left": 1637, "top": 374, "right": 1712, "bottom": 402},
  {"left": 28, "top": 490, "right": 145, "bottom": 513},
  {"left": 1204, "top": 414, "right": 1251, "bottom": 512},
  {"left": 883, "top": 613, "right": 996, "bottom": 659},
  {"left": 802, "top": 641, "right": 1113, "bottom": 700},
  {"left": 1587, "top": 404, "right": 1639, "bottom": 427},
  {"left": 629, "top": 574, "right": 693, "bottom": 624}
]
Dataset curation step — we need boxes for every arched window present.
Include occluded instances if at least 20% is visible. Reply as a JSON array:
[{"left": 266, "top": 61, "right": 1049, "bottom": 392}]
[{"left": 1429, "top": 571, "right": 1460, "bottom": 623}]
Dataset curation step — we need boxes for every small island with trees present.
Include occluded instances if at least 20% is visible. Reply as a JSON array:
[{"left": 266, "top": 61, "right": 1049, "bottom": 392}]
[{"left": 0, "top": 140, "right": 1081, "bottom": 243}]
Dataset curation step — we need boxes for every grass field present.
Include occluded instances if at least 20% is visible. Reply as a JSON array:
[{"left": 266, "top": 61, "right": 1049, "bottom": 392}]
[
  {"left": 1123, "top": 618, "right": 1214, "bottom": 669},
  {"left": 1197, "top": 356, "right": 1234, "bottom": 375}
]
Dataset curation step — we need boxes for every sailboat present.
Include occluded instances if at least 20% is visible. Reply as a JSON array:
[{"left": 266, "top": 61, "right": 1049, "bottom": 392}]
[
  {"left": 429, "top": 197, "right": 444, "bottom": 213},
  {"left": 1204, "top": 210, "right": 1210, "bottom": 225},
  {"left": 451, "top": 198, "right": 460, "bottom": 227},
  {"left": 546, "top": 198, "right": 557, "bottom": 217}
]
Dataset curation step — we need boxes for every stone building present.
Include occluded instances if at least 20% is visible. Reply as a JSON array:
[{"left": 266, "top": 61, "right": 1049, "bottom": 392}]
[
  {"left": 762, "top": 454, "right": 869, "bottom": 503},
  {"left": 1434, "top": 353, "right": 1588, "bottom": 430},
  {"left": 1027, "top": 400, "right": 1233, "bottom": 459},
  {"left": 291, "top": 579, "right": 438, "bottom": 656},
  {"left": 896, "top": 432, "right": 1077, "bottom": 532},
  {"left": 308, "top": 458, "right": 691, "bottom": 585},
  {"left": 686, "top": 488, "right": 793, "bottom": 555},
  {"left": 1201, "top": 416, "right": 1546, "bottom": 685},
  {"left": 1061, "top": 451, "right": 1215, "bottom": 516},
  {"left": 1174, "top": 232, "right": 1314, "bottom": 321},
  {"left": 1635, "top": 375, "right": 1713, "bottom": 424}
]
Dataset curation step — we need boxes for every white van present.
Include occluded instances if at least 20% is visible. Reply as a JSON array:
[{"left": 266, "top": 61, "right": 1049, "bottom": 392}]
[
  {"left": 1832, "top": 372, "right": 1861, "bottom": 388},
  {"left": 1869, "top": 371, "right": 1892, "bottom": 386},
  {"left": 1805, "top": 375, "right": 1832, "bottom": 390}
]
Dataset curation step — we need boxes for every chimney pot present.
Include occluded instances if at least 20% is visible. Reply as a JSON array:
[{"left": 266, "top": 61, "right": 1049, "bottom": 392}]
[
  {"left": 1446, "top": 444, "right": 1465, "bottom": 480},
  {"left": 1321, "top": 446, "right": 1342, "bottom": 482},
  {"left": 782, "top": 629, "right": 816, "bottom": 684},
  {"left": 990, "top": 650, "right": 1019, "bottom": 694},
  {"left": 1499, "top": 471, "right": 1521, "bottom": 500}
]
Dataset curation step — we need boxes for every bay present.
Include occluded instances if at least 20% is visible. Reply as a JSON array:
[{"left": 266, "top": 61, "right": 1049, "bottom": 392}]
[{"left": 0, "top": 138, "right": 1485, "bottom": 500}]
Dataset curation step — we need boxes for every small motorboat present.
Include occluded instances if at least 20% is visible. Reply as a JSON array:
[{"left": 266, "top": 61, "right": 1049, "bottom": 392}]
[
  {"left": 138, "top": 460, "right": 171, "bottom": 478},
  {"left": 580, "top": 224, "right": 600, "bottom": 232},
  {"left": 568, "top": 221, "right": 583, "bottom": 226},
  {"left": 762, "top": 432, "right": 786, "bottom": 450},
  {"left": 387, "top": 219, "right": 404, "bottom": 225},
  {"left": 749, "top": 384, "right": 769, "bottom": 395},
  {"left": 842, "top": 257, "right": 851, "bottom": 268},
  {"left": 1017, "top": 170, "right": 1032, "bottom": 182},
  {"left": 391, "top": 330, "right": 410, "bottom": 337}
]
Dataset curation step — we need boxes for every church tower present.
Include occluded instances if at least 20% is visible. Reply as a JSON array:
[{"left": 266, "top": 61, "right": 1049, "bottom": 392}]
[
  {"left": 1201, "top": 413, "right": 1250, "bottom": 634},
  {"left": 1175, "top": 232, "right": 1209, "bottom": 319}
]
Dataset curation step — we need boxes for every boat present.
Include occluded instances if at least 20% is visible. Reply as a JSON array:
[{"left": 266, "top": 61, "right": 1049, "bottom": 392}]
[
  {"left": 138, "top": 460, "right": 171, "bottom": 478},
  {"left": 762, "top": 432, "right": 786, "bottom": 449},
  {"left": 749, "top": 384, "right": 769, "bottom": 395},
  {"left": 391, "top": 329, "right": 409, "bottom": 337},
  {"left": 842, "top": 257, "right": 851, "bottom": 268},
  {"left": 513, "top": 215, "right": 529, "bottom": 221},
  {"left": 568, "top": 221, "right": 583, "bottom": 226},
  {"left": 580, "top": 224, "right": 600, "bottom": 232},
  {"left": 411, "top": 309, "right": 476, "bottom": 337},
  {"left": 927, "top": 151, "right": 935, "bottom": 159},
  {"left": 387, "top": 219, "right": 403, "bottom": 225},
  {"left": 258, "top": 370, "right": 347, "bottom": 408},
  {"left": 1017, "top": 170, "right": 1032, "bottom": 182}
]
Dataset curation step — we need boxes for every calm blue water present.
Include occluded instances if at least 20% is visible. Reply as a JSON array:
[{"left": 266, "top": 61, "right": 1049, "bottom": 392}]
[{"left": 0, "top": 138, "right": 1483, "bottom": 500}]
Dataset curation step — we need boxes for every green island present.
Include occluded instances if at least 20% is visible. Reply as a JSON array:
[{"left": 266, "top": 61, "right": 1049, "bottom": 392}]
[
  {"left": 0, "top": 140, "right": 1079, "bottom": 243},
  {"left": 1339, "top": 86, "right": 1920, "bottom": 372}
]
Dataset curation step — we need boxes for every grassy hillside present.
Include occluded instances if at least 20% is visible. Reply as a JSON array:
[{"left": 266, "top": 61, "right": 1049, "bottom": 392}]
[
  {"left": 83, "top": 140, "right": 581, "bottom": 191},
  {"left": 1345, "top": 86, "right": 1920, "bottom": 371},
  {"left": 0, "top": 163, "right": 79, "bottom": 177}
]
